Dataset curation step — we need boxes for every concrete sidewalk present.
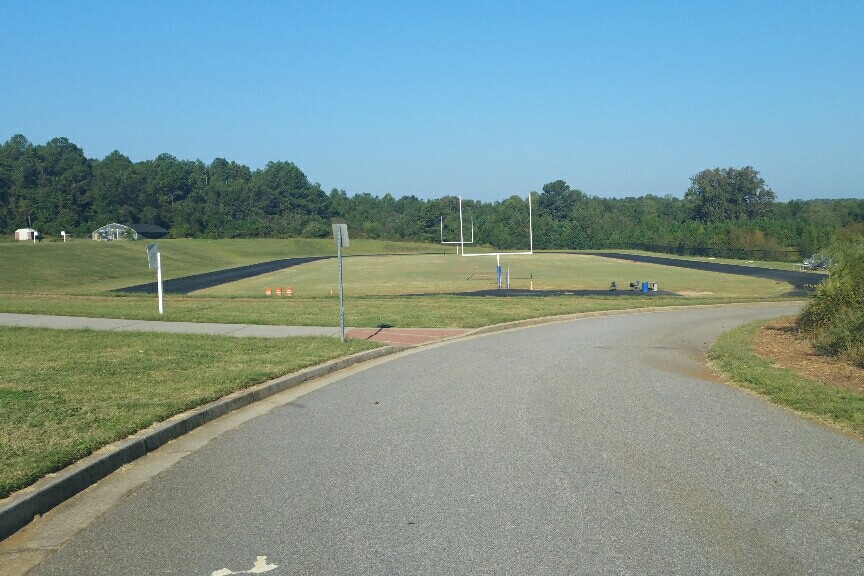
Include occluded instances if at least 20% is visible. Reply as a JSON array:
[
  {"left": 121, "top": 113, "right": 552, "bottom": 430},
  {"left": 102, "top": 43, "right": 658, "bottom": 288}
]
[
  {"left": 0, "top": 313, "right": 471, "bottom": 345},
  {"left": 0, "top": 313, "right": 344, "bottom": 338}
]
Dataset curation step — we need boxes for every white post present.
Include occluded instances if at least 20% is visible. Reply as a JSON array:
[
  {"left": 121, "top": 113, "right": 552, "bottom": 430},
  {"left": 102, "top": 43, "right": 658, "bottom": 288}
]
[
  {"left": 157, "top": 252, "right": 164, "bottom": 315},
  {"left": 528, "top": 192, "right": 533, "bottom": 253},
  {"left": 458, "top": 196, "right": 464, "bottom": 256},
  {"left": 337, "top": 229, "right": 345, "bottom": 342}
]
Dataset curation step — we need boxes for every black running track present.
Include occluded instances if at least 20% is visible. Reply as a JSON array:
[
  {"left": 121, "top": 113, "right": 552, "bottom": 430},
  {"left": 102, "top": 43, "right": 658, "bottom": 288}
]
[
  {"left": 581, "top": 252, "right": 827, "bottom": 296},
  {"left": 114, "top": 256, "right": 331, "bottom": 295},
  {"left": 114, "top": 252, "right": 828, "bottom": 297}
]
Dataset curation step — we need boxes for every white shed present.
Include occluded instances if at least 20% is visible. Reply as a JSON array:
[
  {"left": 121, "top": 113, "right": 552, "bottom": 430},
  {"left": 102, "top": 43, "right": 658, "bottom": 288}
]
[{"left": 14, "top": 228, "right": 39, "bottom": 241}]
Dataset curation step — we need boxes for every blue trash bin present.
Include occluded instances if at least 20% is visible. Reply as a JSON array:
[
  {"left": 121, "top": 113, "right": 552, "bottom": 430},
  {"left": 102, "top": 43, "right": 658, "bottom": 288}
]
[{"left": 641, "top": 281, "right": 649, "bottom": 293}]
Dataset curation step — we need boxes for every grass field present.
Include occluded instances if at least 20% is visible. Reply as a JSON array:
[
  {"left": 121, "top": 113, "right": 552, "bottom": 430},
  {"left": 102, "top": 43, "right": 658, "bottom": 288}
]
[
  {"left": 709, "top": 320, "right": 864, "bottom": 438},
  {"left": 0, "top": 326, "right": 378, "bottom": 499},
  {"left": 0, "top": 238, "right": 437, "bottom": 295},
  {"left": 0, "top": 240, "right": 795, "bottom": 325},
  {"left": 197, "top": 252, "right": 790, "bottom": 298}
]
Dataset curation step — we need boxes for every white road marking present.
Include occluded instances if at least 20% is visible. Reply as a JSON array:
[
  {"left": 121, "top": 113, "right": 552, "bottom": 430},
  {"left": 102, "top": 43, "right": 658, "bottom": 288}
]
[{"left": 210, "top": 555, "right": 278, "bottom": 575}]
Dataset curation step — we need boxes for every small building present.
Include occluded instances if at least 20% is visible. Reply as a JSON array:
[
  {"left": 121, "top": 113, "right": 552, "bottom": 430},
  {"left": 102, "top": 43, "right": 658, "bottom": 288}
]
[
  {"left": 14, "top": 228, "right": 39, "bottom": 241},
  {"left": 92, "top": 223, "right": 170, "bottom": 241},
  {"left": 127, "top": 223, "right": 169, "bottom": 240},
  {"left": 92, "top": 223, "right": 131, "bottom": 241}
]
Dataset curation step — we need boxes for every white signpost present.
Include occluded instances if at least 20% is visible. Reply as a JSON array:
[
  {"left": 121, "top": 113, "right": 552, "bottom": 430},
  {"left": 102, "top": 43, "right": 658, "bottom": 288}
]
[
  {"left": 147, "top": 243, "right": 164, "bottom": 315},
  {"left": 332, "top": 224, "right": 349, "bottom": 341}
]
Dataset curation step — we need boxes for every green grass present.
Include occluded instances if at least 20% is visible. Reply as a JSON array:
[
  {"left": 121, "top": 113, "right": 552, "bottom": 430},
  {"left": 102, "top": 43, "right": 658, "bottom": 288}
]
[
  {"left": 0, "top": 293, "right": 783, "bottom": 328},
  {"left": 0, "top": 238, "right": 437, "bottom": 294},
  {"left": 0, "top": 326, "right": 378, "bottom": 499},
  {"left": 198, "top": 252, "right": 789, "bottom": 298},
  {"left": 0, "top": 242, "right": 795, "bottom": 327},
  {"left": 708, "top": 320, "right": 864, "bottom": 438}
]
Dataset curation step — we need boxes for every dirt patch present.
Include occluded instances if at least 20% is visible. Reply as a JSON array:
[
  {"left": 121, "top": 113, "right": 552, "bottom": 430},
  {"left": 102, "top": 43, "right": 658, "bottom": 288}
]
[{"left": 754, "top": 319, "right": 864, "bottom": 395}]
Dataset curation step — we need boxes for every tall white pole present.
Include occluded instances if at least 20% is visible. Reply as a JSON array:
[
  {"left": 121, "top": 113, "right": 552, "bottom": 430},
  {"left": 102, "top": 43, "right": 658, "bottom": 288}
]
[
  {"left": 458, "top": 196, "right": 464, "bottom": 255},
  {"left": 528, "top": 192, "right": 533, "bottom": 253},
  {"left": 157, "top": 252, "right": 164, "bottom": 315}
]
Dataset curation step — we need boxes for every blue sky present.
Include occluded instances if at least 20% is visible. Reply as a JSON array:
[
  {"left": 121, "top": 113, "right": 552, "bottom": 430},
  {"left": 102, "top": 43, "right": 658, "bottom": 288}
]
[{"left": 2, "top": 0, "right": 862, "bottom": 202}]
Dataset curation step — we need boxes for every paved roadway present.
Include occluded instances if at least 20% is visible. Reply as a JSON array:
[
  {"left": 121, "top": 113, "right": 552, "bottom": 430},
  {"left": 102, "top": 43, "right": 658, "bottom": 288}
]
[{"left": 22, "top": 304, "right": 864, "bottom": 575}]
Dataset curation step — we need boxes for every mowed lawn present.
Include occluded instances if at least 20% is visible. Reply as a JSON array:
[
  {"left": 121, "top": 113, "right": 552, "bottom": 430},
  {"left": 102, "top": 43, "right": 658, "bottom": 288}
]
[
  {"left": 0, "top": 326, "right": 378, "bottom": 499},
  {"left": 0, "top": 242, "right": 795, "bottom": 327},
  {"left": 197, "top": 252, "right": 790, "bottom": 298},
  {"left": 0, "top": 238, "right": 436, "bottom": 295}
]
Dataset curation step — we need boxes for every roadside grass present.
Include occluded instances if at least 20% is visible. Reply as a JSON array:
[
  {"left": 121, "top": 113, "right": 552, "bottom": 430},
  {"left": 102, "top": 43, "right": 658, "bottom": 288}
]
[
  {"left": 708, "top": 320, "right": 864, "bottom": 438},
  {"left": 0, "top": 326, "right": 378, "bottom": 499},
  {"left": 198, "top": 252, "right": 789, "bottom": 298},
  {"left": 0, "top": 293, "right": 785, "bottom": 328}
]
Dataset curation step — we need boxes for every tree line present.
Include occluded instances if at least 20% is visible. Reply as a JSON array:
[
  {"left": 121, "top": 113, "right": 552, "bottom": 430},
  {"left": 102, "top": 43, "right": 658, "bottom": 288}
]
[{"left": 1, "top": 134, "right": 862, "bottom": 260}]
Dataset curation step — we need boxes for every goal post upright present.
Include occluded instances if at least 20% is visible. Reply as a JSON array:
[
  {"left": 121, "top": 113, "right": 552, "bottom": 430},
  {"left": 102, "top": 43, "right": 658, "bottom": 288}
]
[
  {"left": 440, "top": 197, "right": 473, "bottom": 254},
  {"left": 458, "top": 192, "right": 534, "bottom": 288},
  {"left": 459, "top": 195, "right": 464, "bottom": 255}
]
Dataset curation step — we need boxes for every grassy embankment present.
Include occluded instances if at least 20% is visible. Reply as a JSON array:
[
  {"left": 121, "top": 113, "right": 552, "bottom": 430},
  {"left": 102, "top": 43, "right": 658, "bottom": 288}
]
[
  {"left": 709, "top": 320, "right": 864, "bottom": 438},
  {"left": 0, "top": 327, "right": 377, "bottom": 499},
  {"left": 0, "top": 239, "right": 805, "bottom": 498},
  {"left": 0, "top": 241, "right": 794, "bottom": 327},
  {"left": 701, "top": 238, "right": 862, "bottom": 439},
  {"left": 797, "top": 240, "right": 864, "bottom": 367}
]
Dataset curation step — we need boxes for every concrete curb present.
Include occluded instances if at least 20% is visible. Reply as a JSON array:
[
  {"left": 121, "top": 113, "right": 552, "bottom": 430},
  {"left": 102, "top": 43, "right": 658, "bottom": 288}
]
[{"left": 0, "top": 345, "right": 401, "bottom": 542}]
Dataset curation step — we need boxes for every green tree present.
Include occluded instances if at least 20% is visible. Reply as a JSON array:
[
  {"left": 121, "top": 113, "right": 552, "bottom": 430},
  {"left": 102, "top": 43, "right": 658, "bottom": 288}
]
[{"left": 685, "top": 166, "right": 776, "bottom": 223}]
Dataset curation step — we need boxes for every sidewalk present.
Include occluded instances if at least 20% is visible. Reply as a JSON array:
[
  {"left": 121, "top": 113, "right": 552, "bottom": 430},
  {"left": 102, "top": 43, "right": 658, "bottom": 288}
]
[{"left": 0, "top": 313, "right": 469, "bottom": 346}]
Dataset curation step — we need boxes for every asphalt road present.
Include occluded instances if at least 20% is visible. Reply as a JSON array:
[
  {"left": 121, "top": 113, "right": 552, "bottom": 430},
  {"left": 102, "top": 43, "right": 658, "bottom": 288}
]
[{"left": 27, "top": 304, "right": 864, "bottom": 576}]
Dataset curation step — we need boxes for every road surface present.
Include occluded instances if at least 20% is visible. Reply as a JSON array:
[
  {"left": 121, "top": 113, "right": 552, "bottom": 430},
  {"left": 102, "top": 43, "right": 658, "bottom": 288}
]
[{"left": 20, "top": 304, "right": 864, "bottom": 575}]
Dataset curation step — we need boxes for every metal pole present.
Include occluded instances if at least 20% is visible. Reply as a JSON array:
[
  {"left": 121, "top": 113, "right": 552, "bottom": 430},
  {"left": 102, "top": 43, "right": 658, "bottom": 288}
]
[
  {"left": 338, "top": 228, "right": 345, "bottom": 342},
  {"left": 157, "top": 252, "right": 164, "bottom": 315}
]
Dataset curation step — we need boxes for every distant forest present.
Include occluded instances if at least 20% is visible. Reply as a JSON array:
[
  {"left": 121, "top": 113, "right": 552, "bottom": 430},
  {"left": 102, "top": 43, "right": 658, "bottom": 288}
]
[{"left": 1, "top": 135, "right": 862, "bottom": 260}]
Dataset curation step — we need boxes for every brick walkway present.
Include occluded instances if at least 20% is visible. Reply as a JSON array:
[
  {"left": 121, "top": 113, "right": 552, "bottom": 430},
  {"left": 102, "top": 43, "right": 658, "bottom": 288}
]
[{"left": 346, "top": 327, "right": 470, "bottom": 346}]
